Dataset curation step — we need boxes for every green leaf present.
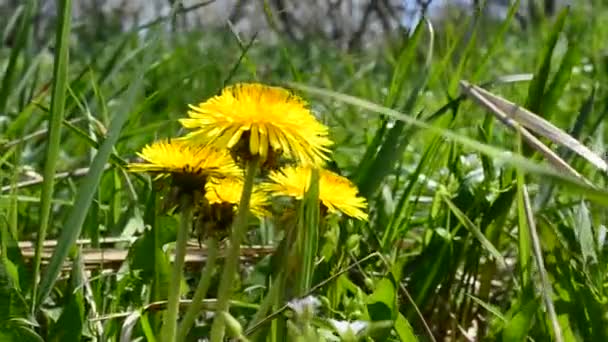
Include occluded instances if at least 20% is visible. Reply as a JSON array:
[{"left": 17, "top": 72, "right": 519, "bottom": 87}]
[
  {"left": 366, "top": 278, "right": 396, "bottom": 320},
  {"left": 0, "top": 321, "right": 44, "bottom": 342},
  {"left": 382, "top": 133, "right": 443, "bottom": 247},
  {"left": 129, "top": 216, "right": 176, "bottom": 279},
  {"left": 501, "top": 298, "right": 539, "bottom": 342},
  {"left": 48, "top": 253, "right": 85, "bottom": 342},
  {"left": 365, "top": 278, "right": 396, "bottom": 340},
  {"left": 394, "top": 313, "right": 418, "bottom": 342},
  {"left": 129, "top": 214, "right": 176, "bottom": 303},
  {"left": 0, "top": 257, "right": 29, "bottom": 322}
]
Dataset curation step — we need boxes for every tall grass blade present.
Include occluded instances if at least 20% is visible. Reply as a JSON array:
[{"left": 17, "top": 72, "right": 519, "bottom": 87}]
[
  {"left": 355, "top": 20, "right": 425, "bottom": 190},
  {"left": 35, "top": 45, "right": 145, "bottom": 311},
  {"left": 447, "top": 7, "right": 480, "bottom": 95},
  {"left": 295, "top": 168, "right": 320, "bottom": 295},
  {"left": 32, "top": 0, "right": 71, "bottom": 309},
  {"left": 472, "top": 0, "right": 521, "bottom": 81},
  {"left": 540, "top": 31, "right": 581, "bottom": 118},
  {"left": 525, "top": 6, "right": 570, "bottom": 116}
]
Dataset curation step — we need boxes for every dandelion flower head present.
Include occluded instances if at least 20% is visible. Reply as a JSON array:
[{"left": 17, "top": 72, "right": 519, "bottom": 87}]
[
  {"left": 262, "top": 165, "right": 368, "bottom": 221},
  {"left": 128, "top": 139, "right": 242, "bottom": 190},
  {"left": 179, "top": 83, "right": 333, "bottom": 166}
]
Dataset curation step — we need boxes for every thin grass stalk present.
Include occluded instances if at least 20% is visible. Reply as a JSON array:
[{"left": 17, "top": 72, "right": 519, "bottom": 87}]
[
  {"left": 521, "top": 185, "right": 563, "bottom": 342},
  {"left": 246, "top": 272, "right": 284, "bottom": 339},
  {"left": 515, "top": 135, "right": 531, "bottom": 286},
  {"left": 209, "top": 158, "right": 258, "bottom": 342},
  {"left": 161, "top": 193, "right": 193, "bottom": 342},
  {"left": 32, "top": 0, "right": 71, "bottom": 310},
  {"left": 177, "top": 237, "right": 219, "bottom": 341}
]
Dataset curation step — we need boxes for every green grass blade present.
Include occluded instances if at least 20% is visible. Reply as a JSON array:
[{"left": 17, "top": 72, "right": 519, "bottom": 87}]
[
  {"left": 385, "top": 21, "right": 425, "bottom": 108},
  {"left": 295, "top": 168, "right": 320, "bottom": 295},
  {"left": 501, "top": 297, "right": 539, "bottom": 342},
  {"left": 356, "top": 21, "right": 430, "bottom": 197},
  {"left": 525, "top": 6, "right": 570, "bottom": 115},
  {"left": 441, "top": 193, "right": 506, "bottom": 268},
  {"left": 35, "top": 47, "right": 145, "bottom": 312},
  {"left": 515, "top": 136, "right": 531, "bottom": 286},
  {"left": 354, "top": 20, "right": 426, "bottom": 186},
  {"left": 31, "top": 0, "right": 71, "bottom": 309},
  {"left": 447, "top": 9, "right": 480, "bottom": 95},
  {"left": 467, "top": 294, "right": 507, "bottom": 322},
  {"left": 472, "top": 0, "right": 521, "bottom": 81},
  {"left": 382, "top": 134, "right": 441, "bottom": 247},
  {"left": 0, "top": 1, "right": 37, "bottom": 112},
  {"left": 540, "top": 31, "right": 581, "bottom": 118}
]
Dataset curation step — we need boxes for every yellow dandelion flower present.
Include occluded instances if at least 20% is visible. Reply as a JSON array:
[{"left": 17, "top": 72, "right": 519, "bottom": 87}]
[
  {"left": 262, "top": 165, "right": 368, "bottom": 221},
  {"left": 179, "top": 83, "right": 333, "bottom": 167},
  {"left": 205, "top": 178, "right": 270, "bottom": 219},
  {"left": 128, "top": 140, "right": 242, "bottom": 191}
]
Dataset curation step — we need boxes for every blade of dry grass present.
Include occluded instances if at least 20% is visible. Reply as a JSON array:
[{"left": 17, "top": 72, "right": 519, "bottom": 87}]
[
  {"left": 461, "top": 81, "right": 608, "bottom": 174},
  {"left": 460, "top": 81, "right": 593, "bottom": 185}
]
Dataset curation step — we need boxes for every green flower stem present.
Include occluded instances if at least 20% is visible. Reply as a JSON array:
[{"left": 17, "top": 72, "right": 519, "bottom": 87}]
[
  {"left": 162, "top": 193, "right": 193, "bottom": 342},
  {"left": 177, "top": 237, "right": 219, "bottom": 341},
  {"left": 209, "top": 158, "right": 258, "bottom": 342}
]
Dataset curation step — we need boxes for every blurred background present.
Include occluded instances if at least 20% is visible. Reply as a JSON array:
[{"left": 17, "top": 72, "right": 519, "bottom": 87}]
[{"left": 0, "top": 0, "right": 568, "bottom": 49}]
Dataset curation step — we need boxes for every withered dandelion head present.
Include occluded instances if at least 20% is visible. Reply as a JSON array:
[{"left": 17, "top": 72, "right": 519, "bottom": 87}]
[
  {"left": 179, "top": 83, "right": 333, "bottom": 167},
  {"left": 262, "top": 165, "right": 368, "bottom": 221},
  {"left": 204, "top": 177, "right": 270, "bottom": 219},
  {"left": 127, "top": 139, "right": 242, "bottom": 192}
]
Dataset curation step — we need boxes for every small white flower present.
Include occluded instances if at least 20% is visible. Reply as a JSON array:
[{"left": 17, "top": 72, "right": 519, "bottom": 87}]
[
  {"left": 329, "top": 319, "right": 368, "bottom": 336},
  {"left": 287, "top": 296, "right": 321, "bottom": 317}
]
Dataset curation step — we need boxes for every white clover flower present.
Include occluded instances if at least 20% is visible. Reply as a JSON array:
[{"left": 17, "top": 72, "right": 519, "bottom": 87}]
[
  {"left": 328, "top": 319, "right": 369, "bottom": 339},
  {"left": 287, "top": 295, "right": 321, "bottom": 318}
]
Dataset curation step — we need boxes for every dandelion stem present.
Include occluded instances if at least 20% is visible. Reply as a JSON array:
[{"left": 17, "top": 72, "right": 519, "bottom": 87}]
[
  {"left": 177, "top": 237, "right": 219, "bottom": 341},
  {"left": 209, "top": 158, "right": 258, "bottom": 342},
  {"left": 162, "top": 193, "right": 192, "bottom": 342}
]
